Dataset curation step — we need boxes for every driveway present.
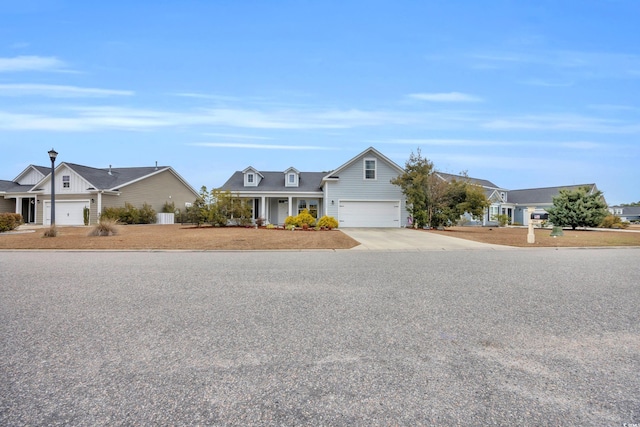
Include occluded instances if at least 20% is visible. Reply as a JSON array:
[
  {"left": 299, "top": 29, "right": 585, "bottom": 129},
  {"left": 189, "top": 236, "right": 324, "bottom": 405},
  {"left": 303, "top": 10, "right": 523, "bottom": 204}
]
[{"left": 340, "top": 227, "right": 510, "bottom": 251}]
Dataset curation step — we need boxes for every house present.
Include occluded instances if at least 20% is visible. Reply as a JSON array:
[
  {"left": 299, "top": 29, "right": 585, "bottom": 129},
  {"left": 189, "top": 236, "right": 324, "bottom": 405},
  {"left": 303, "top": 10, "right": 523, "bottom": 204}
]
[
  {"left": 435, "top": 172, "right": 508, "bottom": 226},
  {"left": 219, "top": 147, "right": 410, "bottom": 227},
  {"left": 504, "top": 184, "right": 601, "bottom": 225},
  {"left": 1, "top": 162, "right": 199, "bottom": 226},
  {"left": 608, "top": 206, "right": 640, "bottom": 223}
]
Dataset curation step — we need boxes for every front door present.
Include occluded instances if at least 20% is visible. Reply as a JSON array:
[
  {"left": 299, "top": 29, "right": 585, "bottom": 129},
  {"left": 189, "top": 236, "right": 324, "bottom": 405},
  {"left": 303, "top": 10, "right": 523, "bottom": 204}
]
[{"left": 278, "top": 199, "right": 288, "bottom": 224}]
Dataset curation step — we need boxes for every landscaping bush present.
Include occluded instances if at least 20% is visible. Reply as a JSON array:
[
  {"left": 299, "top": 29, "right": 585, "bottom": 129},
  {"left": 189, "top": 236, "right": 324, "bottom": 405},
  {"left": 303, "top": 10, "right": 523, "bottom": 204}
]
[
  {"left": 600, "top": 215, "right": 630, "bottom": 229},
  {"left": 284, "top": 210, "right": 317, "bottom": 228},
  {"left": 317, "top": 215, "right": 339, "bottom": 229},
  {"left": 100, "top": 202, "right": 157, "bottom": 224},
  {"left": 43, "top": 225, "right": 58, "bottom": 237},
  {"left": 161, "top": 201, "right": 176, "bottom": 213},
  {"left": 0, "top": 213, "right": 23, "bottom": 232},
  {"left": 88, "top": 218, "right": 119, "bottom": 236}
]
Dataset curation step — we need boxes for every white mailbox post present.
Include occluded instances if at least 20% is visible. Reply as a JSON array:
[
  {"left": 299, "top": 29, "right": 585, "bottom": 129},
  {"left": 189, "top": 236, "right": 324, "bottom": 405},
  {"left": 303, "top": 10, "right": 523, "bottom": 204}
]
[{"left": 527, "top": 207, "right": 536, "bottom": 244}]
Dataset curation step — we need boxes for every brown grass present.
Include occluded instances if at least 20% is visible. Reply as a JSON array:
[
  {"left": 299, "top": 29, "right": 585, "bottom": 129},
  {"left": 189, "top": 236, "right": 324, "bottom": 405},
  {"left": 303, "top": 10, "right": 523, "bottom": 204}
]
[
  {"left": 427, "top": 225, "right": 640, "bottom": 247},
  {"left": 0, "top": 224, "right": 360, "bottom": 250},
  {"left": 2, "top": 224, "right": 639, "bottom": 250}
]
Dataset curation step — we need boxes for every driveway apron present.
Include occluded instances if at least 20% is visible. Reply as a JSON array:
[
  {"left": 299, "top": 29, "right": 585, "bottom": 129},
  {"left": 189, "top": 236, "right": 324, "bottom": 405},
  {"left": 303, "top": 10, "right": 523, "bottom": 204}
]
[{"left": 340, "top": 228, "right": 510, "bottom": 251}]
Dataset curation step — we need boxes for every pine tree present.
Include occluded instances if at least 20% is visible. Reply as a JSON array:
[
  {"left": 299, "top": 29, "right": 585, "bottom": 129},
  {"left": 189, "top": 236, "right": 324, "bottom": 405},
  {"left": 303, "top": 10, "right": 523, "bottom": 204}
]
[{"left": 547, "top": 186, "right": 608, "bottom": 230}]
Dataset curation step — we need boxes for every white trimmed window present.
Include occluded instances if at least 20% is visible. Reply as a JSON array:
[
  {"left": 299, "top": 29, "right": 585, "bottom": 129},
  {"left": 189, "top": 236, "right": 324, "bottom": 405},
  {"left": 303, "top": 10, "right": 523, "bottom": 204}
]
[
  {"left": 364, "top": 159, "right": 376, "bottom": 180},
  {"left": 62, "top": 175, "right": 70, "bottom": 188},
  {"left": 247, "top": 173, "right": 254, "bottom": 184}
]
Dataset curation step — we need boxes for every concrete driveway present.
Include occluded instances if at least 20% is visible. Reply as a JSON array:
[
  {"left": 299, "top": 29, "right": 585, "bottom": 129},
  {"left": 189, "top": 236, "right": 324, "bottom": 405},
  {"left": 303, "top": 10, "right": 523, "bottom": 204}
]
[{"left": 340, "top": 227, "right": 510, "bottom": 251}]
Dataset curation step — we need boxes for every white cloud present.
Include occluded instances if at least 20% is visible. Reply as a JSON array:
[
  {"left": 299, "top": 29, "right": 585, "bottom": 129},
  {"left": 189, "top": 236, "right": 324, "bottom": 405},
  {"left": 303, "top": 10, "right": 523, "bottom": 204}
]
[
  {"left": 408, "top": 92, "right": 482, "bottom": 102},
  {"left": 379, "top": 138, "right": 513, "bottom": 147},
  {"left": 202, "top": 133, "right": 273, "bottom": 140},
  {"left": 0, "top": 55, "right": 68, "bottom": 72},
  {"left": 483, "top": 114, "right": 640, "bottom": 134},
  {"left": 0, "top": 84, "right": 133, "bottom": 97},
  {"left": 189, "top": 143, "right": 336, "bottom": 150}
]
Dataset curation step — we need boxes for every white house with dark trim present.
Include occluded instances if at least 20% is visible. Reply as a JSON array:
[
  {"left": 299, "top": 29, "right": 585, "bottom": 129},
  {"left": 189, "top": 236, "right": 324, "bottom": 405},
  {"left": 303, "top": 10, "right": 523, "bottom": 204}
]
[{"left": 1, "top": 162, "right": 198, "bottom": 226}]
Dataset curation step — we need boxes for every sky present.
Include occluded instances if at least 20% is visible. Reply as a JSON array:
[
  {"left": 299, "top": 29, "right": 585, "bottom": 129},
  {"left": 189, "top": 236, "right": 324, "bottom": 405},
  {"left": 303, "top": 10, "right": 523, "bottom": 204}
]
[{"left": 1, "top": 0, "right": 639, "bottom": 205}]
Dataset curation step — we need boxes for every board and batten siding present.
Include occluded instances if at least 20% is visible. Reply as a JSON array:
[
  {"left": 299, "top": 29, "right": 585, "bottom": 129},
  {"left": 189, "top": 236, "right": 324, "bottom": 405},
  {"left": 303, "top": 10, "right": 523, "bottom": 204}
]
[
  {"left": 324, "top": 155, "right": 408, "bottom": 224},
  {"left": 100, "top": 169, "right": 196, "bottom": 215},
  {"left": 17, "top": 168, "right": 45, "bottom": 186}
]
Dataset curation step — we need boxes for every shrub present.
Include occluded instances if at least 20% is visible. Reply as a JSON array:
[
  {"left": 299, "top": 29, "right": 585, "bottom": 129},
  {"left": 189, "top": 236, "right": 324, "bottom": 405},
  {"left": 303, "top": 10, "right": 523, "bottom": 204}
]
[
  {"left": 256, "top": 217, "right": 265, "bottom": 227},
  {"left": 138, "top": 203, "right": 157, "bottom": 224},
  {"left": 161, "top": 201, "right": 176, "bottom": 213},
  {"left": 296, "top": 209, "right": 316, "bottom": 227},
  {"left": 0, "top": 213, "right": 23, "bottom": 232},
  {"left": 266, "top": 223, "right": 276, "bottom": 229},
  {"left": 317, "top": 215, "right": 339, "bottom": 229},
  {"left": 600, "top": 215, "right": 630, "bottom": 229},
  {"left": 100, "top": 202, "right": 157, "bottom": 224},
  {"left": 492, "top": 214, "right": 509, "bottom": 227},
  {"left": 83, "top": 207, "right": 90, "bottom": 226},
  {"left": 43, "top": 225, "right": 58, "bottom": 237},
  {"left": 88, "top": 218, "right": 119, "bottom": 236},
  {"left": 284, "top": 215, "right": 298, "bottom": 227}
]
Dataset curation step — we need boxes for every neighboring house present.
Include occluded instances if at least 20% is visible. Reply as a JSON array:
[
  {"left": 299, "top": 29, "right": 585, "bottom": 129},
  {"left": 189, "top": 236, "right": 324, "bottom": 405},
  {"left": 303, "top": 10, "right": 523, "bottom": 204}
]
[
  {"left": 1, "top": 162, "right": 198, "bottom": 226},
  {"left": 506, "top": 184, "right": 601, "bottom": 226},
  {"left": 608, "top": 206, "right": 640, "bottom": 222},
  {"left": 219, "top": 147, "right": 410, "bottom": 227},
  {"left": 435, "top": 172, "right": 508, "bottom": 226}
]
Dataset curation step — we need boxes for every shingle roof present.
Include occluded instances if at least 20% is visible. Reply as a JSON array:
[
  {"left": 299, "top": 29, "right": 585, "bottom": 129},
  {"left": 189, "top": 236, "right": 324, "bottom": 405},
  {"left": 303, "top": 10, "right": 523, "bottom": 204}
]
[
  {"left": 220, "top": 171, "right": 325, "bottom": 192},
  {"left": 507, "top": 184, "right": 596, "bottom": 205},
  {"left": 64, "top": 163, "right": 170, "bottom": 190},
  {"left": 436, "top": 172, "right": 502, "bottom": 190},
  {"left": 0, "top": 180, "right": 33, "bottom": 193},
  {"left": 611, "top": 206, "right": 640, "bottom": 215}
]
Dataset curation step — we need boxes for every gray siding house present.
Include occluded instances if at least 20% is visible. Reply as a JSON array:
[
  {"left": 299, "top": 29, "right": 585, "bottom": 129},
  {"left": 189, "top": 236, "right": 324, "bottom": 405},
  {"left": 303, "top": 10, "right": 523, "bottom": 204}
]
[{"left": 220, "top": 147, "right": 409, "bottom": 227}]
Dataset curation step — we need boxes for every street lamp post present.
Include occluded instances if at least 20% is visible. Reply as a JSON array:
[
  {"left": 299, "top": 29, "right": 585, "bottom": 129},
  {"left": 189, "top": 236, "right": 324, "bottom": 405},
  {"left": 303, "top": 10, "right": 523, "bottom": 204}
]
[{"left": 48, "top": 148, "right": 58, "bottom": 226}]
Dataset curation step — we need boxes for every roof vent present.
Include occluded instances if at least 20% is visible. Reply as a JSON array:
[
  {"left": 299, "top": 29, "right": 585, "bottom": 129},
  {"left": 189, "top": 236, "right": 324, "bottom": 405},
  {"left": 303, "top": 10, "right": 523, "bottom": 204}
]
[
  {"left": 108, "top": 165, "right": 112, "bottom": 175},
  {"left": 155, "top": 161, "right": 158, "bottom": 171}
]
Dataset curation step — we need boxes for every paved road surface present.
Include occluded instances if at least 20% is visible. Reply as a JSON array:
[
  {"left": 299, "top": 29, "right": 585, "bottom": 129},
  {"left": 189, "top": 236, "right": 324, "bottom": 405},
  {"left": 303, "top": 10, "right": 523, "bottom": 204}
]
[{"left": 1, "top": 249, "right": 639, "bottom": 425}]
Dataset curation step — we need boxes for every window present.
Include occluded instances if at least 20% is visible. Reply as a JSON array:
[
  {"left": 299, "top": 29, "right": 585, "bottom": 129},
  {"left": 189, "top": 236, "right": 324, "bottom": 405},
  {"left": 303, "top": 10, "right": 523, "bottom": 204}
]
[
  {"left": 298, "top": 199, "right": 318, "bottom": 217},
  {"left": 298, "top": 199, "right": 307, "bottom": 214},
  {"left": 308, "top": 200, "right": 318, "bottom": 218},
  {"left": 247, "top": 173, "right": 254, "bottom": 183},
  {"left": 288, "top": 173, "right": 295, "bottom": 184},
  {"left": 62, "top": 175, "right": 70, "bottom": 188},
  {"left": 364, "top": 159, "right": 376, "bottom": 180}
]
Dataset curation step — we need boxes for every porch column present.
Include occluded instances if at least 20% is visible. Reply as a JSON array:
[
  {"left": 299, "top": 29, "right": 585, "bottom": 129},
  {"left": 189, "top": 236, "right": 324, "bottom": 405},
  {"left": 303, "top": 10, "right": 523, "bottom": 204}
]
[
  {"left": 15, "top": 196, "right": 22, "bottom": 214},
  {"left": 261, "top": 196, "right": 266, "bottom": 220},
  {"left": 288, "top": 196, "right": 293, "bottom": 217}
]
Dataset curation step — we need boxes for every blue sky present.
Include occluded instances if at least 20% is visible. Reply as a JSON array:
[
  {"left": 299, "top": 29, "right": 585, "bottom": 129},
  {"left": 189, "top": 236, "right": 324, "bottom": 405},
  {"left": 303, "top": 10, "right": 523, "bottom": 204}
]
[{"left": 1, "top": 1, "right": 639, "bottom": 204}]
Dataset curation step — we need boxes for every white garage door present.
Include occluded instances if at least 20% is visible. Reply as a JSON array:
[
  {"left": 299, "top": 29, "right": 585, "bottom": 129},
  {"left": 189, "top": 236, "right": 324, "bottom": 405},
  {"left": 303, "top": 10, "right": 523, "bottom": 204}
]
[
  {"left": 339, "top": 201, "right": 400, "bottom": 228},
  {"left": 44, "top": 201, "right": 88, "bottom": 226}
]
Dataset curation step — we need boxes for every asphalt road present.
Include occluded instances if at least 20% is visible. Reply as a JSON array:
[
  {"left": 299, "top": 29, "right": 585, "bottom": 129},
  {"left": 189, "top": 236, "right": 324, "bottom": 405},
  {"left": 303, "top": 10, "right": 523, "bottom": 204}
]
[{"left": 1, "top": 249, "right": 639, "bottom": 426}]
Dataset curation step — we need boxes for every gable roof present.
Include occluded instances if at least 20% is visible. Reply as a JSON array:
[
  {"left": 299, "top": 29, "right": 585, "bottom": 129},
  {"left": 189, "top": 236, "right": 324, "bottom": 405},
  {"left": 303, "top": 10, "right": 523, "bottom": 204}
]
[
  {"left": 436, "top": 172, "right": 503, "bottom": 190},
  {"left": 29, "top": 162, "right": 197, "bottom": 196},
  {"left": 322, "top": 147, "right": 404, "bottom": 180},
  {"left": 507, "top": 184, "right": 597, "bottom": 205},
  {"left": 220, "top": 171, "right": 325, "bottom": 192}
]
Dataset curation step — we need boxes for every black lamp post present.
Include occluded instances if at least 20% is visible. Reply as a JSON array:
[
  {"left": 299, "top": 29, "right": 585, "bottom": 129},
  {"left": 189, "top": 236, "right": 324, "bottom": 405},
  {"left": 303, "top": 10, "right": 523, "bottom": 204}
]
[{"left": 48, "top": 148, "right": 58, "bottom": 226}]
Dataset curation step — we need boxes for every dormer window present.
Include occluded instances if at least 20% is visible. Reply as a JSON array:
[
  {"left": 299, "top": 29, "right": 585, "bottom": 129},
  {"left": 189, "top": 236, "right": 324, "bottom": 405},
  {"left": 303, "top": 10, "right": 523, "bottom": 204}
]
[
  {"left": 284, "top": 167, "right": 299, "bottom": 187},
  {"left": 243, "top": 167, "right": 262, "bottom": 187}
]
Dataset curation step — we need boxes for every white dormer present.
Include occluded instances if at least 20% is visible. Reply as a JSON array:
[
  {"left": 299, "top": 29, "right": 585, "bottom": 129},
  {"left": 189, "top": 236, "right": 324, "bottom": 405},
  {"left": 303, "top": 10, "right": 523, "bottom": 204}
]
[
  {"left": 284, "top": 167, "right": 300, "bottom": 187},
  {"left": 242, "top": 166, "right": 263, "bottom": 187}
]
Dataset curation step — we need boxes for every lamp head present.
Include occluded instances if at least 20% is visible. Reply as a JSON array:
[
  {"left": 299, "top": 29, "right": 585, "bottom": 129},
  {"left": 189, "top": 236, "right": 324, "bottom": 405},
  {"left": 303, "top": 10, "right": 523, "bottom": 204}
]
[{"left": 48, "top": 148, "right": 58, "bottom": 162}]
